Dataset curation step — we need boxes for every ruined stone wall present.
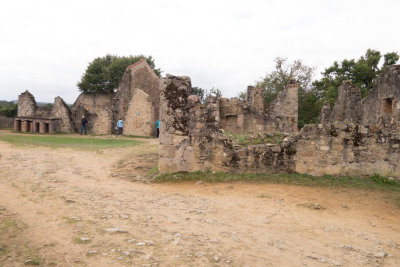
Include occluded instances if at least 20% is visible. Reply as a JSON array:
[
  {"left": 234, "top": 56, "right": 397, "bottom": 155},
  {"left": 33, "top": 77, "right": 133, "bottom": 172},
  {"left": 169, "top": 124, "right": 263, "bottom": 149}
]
[
  {"left": 219, "top": 81, "right": 298, "bottom": 135},
  {"left": 159, "top": 73, "right": 400, "bottom": 178},
  {"left": 71, "top": 93, "right": 113, "bottom": 134},
  {"left": 295, "top": 123, "right": 400, "bottom": 178},
  {"left": 329, "top": 81, "right": 363, "bottom": 124},
  {"left": 320, "top": 65, "right": 400, "bottom": 129},
  {"left": 361, "top": 65, "right": 400, "bottom": 129},
  {"left": 123, "top": 89, "right": 154, "bottom": 136},
  {"left": 159, "top": 74, "right": 297, "bottom": 174},
  {"left": 266, "top": 80, "right": 298, "bottom": 133},
  {"left": 17, "top": 91, "right": 37, "bottom": 117},
  {"left": 113, "top": 59, "right": 160, "bottom": 136},
  {"left": 52, "top": 96, "right": 73, "bottom": 132},
  {"left": 0, "top": 115, "right": 14, "bottom": 129}
]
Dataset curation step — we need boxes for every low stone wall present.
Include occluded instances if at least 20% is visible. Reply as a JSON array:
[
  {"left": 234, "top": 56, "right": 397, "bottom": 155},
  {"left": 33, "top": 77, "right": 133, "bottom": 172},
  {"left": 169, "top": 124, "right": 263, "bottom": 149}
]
[
  {"left": 295, "top": 123, "right": 400, "bottom": 178},
  {"left": 0, "top": 115, "right": 14, "bottom": 129}
]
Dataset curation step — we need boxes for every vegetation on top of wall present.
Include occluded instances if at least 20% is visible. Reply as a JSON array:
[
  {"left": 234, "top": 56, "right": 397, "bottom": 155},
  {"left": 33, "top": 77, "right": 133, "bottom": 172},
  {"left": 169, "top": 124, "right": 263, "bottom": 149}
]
[
  {"left": 77, "top": 54, "right": 161, "bottom": 94},
  {"left": 192, "top": 86, "right": 222, "bottom": 103}
]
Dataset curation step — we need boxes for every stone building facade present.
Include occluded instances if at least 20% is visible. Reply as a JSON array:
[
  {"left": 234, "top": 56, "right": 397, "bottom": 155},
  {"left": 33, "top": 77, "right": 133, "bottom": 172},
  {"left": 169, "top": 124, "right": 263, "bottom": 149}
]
[
  {"left": 113, "top": 59, "right": 161, "bottom": 136},
  {"left": 15, "top": 60, "right": 161, "bottom": 136}
]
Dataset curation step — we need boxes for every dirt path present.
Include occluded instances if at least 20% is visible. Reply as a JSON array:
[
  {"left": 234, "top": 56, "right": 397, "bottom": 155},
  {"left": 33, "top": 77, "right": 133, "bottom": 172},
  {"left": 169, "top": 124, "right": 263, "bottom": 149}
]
[{"left": 0, "top": 134, "right": 399, "bottom": 266}]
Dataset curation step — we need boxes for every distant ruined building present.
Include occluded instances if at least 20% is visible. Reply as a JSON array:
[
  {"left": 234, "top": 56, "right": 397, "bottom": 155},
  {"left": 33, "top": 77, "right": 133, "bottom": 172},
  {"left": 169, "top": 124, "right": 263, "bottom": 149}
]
[
  {"left": 14, "top": 61, "right": 400, "bottom": 179},
  {"left": 15, "top": 59, "right": 161, "bottom": 136}
]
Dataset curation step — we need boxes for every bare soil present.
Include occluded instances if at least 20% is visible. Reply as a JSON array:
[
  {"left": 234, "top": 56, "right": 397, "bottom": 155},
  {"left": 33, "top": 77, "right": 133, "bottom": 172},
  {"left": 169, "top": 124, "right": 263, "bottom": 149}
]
[{"left": 0, "top": 131, "right": 399, "bottom": 266}]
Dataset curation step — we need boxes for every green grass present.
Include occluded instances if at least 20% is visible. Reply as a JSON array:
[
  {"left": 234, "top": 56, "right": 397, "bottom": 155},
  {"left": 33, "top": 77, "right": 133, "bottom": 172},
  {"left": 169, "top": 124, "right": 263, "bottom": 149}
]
[
  {"left": 0, "top": 135, "right": 142, "bottom": 150},
  {"left": 155, "top": 171, "right": 400, "bottom": 192},
  {"left": 226, "top": 132, "right": 283, "bottom": 146}
]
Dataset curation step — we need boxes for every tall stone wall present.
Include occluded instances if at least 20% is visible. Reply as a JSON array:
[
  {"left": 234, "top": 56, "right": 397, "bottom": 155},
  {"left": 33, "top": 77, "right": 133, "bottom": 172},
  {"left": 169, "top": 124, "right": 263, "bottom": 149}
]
[
  {"left": 265, "top": 79, "right": 298, "bottom": 133},
  {"left": 320, "top": 65, "right": 400, "bottom": 130},
  {"left": 71, "top": 93, "right": 113, "bottom": 134},
  {"left": 329, "top": 81, "right": 362, "bottom": 124},
  {"left": 123, "top": 89, "right": 154, "bottom": 136},
  {"left": 52, "top": 96, "right": 73, "bottom": 132},
  {"left": 17, "top": 91, "right": 37, "bottom": 117},
  {"left": 113, "top": 59, "right": 160, "bottom": 136},
  {"left": 361, "top": 65, "right": 400, "bottom": 129}
]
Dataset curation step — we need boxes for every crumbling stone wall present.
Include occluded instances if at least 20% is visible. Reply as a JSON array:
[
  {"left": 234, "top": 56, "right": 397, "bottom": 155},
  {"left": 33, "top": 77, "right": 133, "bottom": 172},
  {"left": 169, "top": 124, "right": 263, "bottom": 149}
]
[
  {"left": 295, "top": 122, "right": 400, "bottom": 178},
  {"left": 123, "top": 89, "right": 154, "bottom": 136},
  {"left": 159, "top": 70, "right": 400, "bottom": 178},
  {"left": 361, "top": 65, "right": 400, "bottom": 130},
  {"left": 52, "top": 96, "right": 73, "bottom": 132},
  {"left": 71, "top": 93, "right": 113, "bottom": 134},
  {"left": 219, "top": 81, "right": 298, "bottom": 134},
  {"left": 158, "top": 74, "right": 297, "bottom": 174},
  {"left": 17, "top": 91, "right": 37, "bottom": 117},
  {"left": 265, "top": 79, "right": 298, "bottom": 133},
  {"left": 328, "top": 81, "right": 363, "bottom": 124},
  {"left": 113, "top": 59, "right": 160, "bottom": 136},
  {"left": 320, "top": 65, "right": 400, "bottom": 129}
]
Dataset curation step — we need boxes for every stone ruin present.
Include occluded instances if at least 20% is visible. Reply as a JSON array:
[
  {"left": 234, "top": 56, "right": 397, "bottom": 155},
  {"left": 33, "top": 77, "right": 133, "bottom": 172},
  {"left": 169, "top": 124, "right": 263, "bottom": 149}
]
[
  {"left": 13, "top": 59, "right": 400, "bottom": 179},
  {"left": 15, "top": 59, "right": 161, "bottom": 136},
  {"left": 159, "top": 65, "right": 400, "bottom": 179}
]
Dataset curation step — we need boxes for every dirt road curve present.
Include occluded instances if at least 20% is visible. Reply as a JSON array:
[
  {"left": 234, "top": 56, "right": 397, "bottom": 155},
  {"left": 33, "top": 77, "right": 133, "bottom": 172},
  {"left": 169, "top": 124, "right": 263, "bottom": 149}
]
[{"left": 0, "top": 136, "right": 399, "bottom": 266}]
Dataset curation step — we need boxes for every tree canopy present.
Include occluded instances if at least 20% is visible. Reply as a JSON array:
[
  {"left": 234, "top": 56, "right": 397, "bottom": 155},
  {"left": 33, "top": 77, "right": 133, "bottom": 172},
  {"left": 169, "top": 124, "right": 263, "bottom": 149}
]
[
  {"left": 313, "top": 49, "right": 399, "bottom": 106},
  {"left": 242, "top": 49, "right": 399, "bottom": 129},
  {"left": 77, "top": 54, "right": 161, "bottom": 94},
  {"left": 0, "top": 101, "right": 18, "bottom": 117}
]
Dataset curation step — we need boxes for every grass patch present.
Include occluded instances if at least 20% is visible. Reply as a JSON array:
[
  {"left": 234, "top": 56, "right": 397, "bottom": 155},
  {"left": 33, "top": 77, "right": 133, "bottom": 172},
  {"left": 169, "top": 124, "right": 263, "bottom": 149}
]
[
  {"left": 0, "top": 135, "right": 142, "bottom": 150},
  {"left": 73, "top": 237, "right": 91, "bottom": 244},
  {"left": 155, "top": 171, "right": 400, "bottom": 192},
  {"left": 0, "top": 216, "right": 42, "bottom": 265},
  {"left": 226, "top": 132, "right": 283, "bottom": 146},
  {"left": 124, "top": 134, "right": 153, "bottom": 139},
  {"left": 148, "top": 165, "right": 159, "bottom": 176}
]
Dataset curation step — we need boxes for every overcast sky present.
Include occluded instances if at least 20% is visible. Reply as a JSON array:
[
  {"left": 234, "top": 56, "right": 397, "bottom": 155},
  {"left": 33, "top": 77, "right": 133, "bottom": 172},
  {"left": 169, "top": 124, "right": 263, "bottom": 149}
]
[{"left": 0, "top": 0, "right": 399, "bottom": 103}]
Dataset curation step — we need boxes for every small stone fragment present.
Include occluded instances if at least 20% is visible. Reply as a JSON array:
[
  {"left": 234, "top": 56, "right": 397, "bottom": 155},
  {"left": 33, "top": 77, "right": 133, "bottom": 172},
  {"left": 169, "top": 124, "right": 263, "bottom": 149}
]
[
  {"left": 374, "top": 252, "right": 386, "bottom": 258},
  {"left": 119, "top": 214, "right": 129, "bottom": 219},
  {"left": 104, "top": 227, "right": 128, "bottom": 233}
]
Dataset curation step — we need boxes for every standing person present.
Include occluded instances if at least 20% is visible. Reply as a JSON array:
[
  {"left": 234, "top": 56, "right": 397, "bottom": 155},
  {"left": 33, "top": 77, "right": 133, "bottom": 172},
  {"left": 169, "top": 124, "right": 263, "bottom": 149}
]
[
  {"left": 81, "top": 115, "right": 88, "bottom": 135},
  {"left": 116, "top": 118, "right": 124, "bottom": 135},
  {"left": 156, "top": 119, "right": 160, "bottom": 138}
]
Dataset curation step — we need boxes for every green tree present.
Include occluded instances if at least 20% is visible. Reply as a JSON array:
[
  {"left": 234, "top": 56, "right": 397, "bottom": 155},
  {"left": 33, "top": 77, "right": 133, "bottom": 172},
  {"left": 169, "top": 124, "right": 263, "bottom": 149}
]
[
  {"left": 256, "top": 57, "right": 315, "bottom": 104},
  {"left": 0, "top": 101, "right": 18, "bottom": 117},
  {"left": 77, "top": 54, "right": 161, "bottom": 93},
  {"left": 313, "top": 49, "right": 399, "bottom": 106},
  {"left": 254, "top": 57, "right": 319, "bottom": 128},
  {"left": 192, "top": 87, "right": 206, "bottom": 102},
  {"left": 192, "top": 86, "right": 222, "bottom": 103}
]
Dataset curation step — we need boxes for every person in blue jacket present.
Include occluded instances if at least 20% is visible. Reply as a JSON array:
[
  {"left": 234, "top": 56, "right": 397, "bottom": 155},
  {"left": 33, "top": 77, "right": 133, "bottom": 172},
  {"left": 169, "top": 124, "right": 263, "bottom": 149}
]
[
  {"left": 116, "top": 118, "right": 124, "bottom": 135},
  {"left": 156, "top": 120, "right": 160, "bottom": 137}
]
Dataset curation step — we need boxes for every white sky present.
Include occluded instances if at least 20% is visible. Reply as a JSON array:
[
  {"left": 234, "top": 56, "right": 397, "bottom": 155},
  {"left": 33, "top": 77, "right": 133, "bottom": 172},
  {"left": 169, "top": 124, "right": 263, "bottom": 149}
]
[{"left": 0, "top": 0, "right": 399, "bottom": 103}]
